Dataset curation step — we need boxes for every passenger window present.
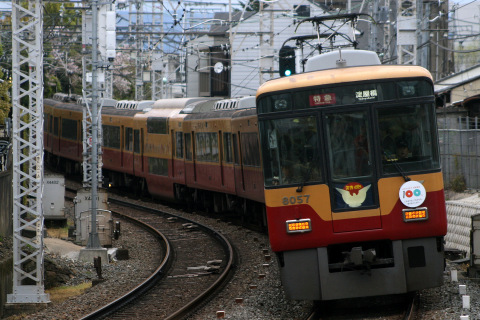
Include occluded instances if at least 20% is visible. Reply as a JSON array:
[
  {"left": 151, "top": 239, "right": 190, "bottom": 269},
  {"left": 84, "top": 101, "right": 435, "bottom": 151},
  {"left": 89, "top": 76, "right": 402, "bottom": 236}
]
[
  {"left": 259, "top": 116, "right": 322, "bottom": 187},
  {"left": 175, "top": 132, "right": 183, "bottom": 159}
]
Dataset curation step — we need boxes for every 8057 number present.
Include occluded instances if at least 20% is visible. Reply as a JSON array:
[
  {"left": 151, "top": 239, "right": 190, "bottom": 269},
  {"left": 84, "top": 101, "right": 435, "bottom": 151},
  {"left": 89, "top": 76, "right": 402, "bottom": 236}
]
[{"left": 282, "top": 195, "right": 310, "bottom": 205}]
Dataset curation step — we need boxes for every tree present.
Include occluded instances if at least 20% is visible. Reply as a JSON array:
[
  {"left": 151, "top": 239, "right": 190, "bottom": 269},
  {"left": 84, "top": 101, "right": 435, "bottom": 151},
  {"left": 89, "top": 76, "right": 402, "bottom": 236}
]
[
  {"left": 43, "top": 3, "right": 83, "bottom": 97},
  {"left": 0, "top": 44, "right": 11, "bottom": 125},
  {"left": 0, "top": 76, "right": 11, "bottom": 126},
  {"left": 112, "top": 50, "right": 136, "bottom": 99}
]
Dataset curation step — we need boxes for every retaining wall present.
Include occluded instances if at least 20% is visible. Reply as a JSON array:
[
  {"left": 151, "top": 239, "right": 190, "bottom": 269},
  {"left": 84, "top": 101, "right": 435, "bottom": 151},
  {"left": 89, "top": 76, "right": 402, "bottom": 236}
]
[{"left": 0, "top": 168, "right": 12, "bottom": 237}]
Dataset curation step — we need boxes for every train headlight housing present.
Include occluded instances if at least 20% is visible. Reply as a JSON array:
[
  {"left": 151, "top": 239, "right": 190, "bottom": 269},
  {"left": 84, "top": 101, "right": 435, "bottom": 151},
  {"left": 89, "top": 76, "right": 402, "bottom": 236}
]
[
  {"left": 286, "top": 219, "right": 311, "bottom": 233},
  {"left": 403, "top": 207, "right": 428, "bottom": 222}
]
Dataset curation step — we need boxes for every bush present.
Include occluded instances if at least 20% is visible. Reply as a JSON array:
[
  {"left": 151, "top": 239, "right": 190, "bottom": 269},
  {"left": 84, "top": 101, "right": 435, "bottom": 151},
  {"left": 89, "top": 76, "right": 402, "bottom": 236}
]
[{"left": 450, "top": 175, "right": 466, "bottom": 192}]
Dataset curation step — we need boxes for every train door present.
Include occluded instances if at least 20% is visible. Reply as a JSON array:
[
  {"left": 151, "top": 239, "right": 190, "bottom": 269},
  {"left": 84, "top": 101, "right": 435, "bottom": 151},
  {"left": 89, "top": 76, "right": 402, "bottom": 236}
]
[
  {"left": 233, "top": 133, "right": 245, "bottom": 191},
  {"left": 77, "top": 120, "right": 82, "bottom": 157},
  {"left": 219, "top": 130, "right": 224, "bottom": 186},
  {"left": 47, "top": 115, "right": 53, "bottom": 150},
  {"left": 184, "top": 132, "right": 195, "bottom": 182},
  {"left": 171, "top": 129, "right": 175, "bottom": 177},
  {"left": 323, "top": 109, "right": 381, "bottom": 232},
  {"left": 174, "top": 131, "right": 185, "bottom": 182},
  {"left": 125, "top": 127, "right": 134, "bottom": 173},
  {"left": 192, "top": 132, "right": 197, "bottom": 181},
  {"left": 54, "top": 117, "right": 60, "bottom": 152},
  {"left": 133, "top": 129, "right": 142, "bottom": 175},
  {"left": 120, "top": 125, "right": 124, "bottom": 167}
]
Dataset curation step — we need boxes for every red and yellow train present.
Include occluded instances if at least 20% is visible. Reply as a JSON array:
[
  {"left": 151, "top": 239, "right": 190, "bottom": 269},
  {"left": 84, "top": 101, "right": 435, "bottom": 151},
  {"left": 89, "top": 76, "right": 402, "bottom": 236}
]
[
  {"left": 44, "top": 49, "right": 447, "bottom": 301},
  {"left": 256, "top": 50, "right": 447, "bottom": 300},
  {"left": 43, "top": 95, "right": 266, "bottom": 225}
]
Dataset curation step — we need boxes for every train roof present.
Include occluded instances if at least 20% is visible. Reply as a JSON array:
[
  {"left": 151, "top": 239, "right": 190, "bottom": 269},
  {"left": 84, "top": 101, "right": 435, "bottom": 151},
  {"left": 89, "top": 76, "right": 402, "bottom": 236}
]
[
  {"left": 181, "top": 99, "right": 220, "bottom": 114},
  {"left": 76, "top": 97, "right": 117, "bottom": 108},
  {"left": 152, "top": 97, "right": 219, "bottom": 110},
  {"left": 137, "top": 107, "right": 184, "bottom": 119},
  {"left": 184, "top": 104, "right": 257, "bottom": 121},
  {"left": 184, "top": 109, "right": 238, "bottom": 120},
  {"left": 212, "top": 96, "right": 255, "bottom": 111},
  {"left": 257, "top": 64, "right": 433, "bottom": 97},
  {"left": 115, "top": 100, "right": 155, "bottom": 110},
  {"left": 45, "top": 98, "right": 141, "bottom": 116},
  {"left": 44, "top": 98, "right": 82, "bottom": 111},
  {"left": 102, "top": 107, "right": 141, "bottom": 117},
  {"left": 305, "top": 50, "right": 381, "bottom": 71}
]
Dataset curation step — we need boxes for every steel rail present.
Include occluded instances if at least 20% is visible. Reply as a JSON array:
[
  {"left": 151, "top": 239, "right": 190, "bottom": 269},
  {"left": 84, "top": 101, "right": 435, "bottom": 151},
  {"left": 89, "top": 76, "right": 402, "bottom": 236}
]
[
  {"left": 79, "top": 209, "right": 171, "bottom": 320},
  {"left": 109, "top": 197, "right": 236, "bottom": 320},
  {"left": 75, "top": 195, "right": 235, "bottom": 320}
]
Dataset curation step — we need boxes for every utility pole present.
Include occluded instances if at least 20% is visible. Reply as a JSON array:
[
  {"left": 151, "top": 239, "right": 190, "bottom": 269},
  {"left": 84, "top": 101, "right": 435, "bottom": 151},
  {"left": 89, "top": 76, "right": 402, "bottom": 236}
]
[
  {"left": 151, "top": 0, "right": 164, "bottom": 100},
  {"left": 78, "top": 0, "right": 108, "bottom": 263},
  {"left": 396, "top": 0, "right": 417, "bottom": 64},
  {"left": 7, "top": 0, "right": 49, "bottom": 304},
  {"left": 98, "top": 3, "right": 116, "bottom": 99},
  {"left": 134, "top": 0, "right": 144, "bottom": 100},
  {"left": 86, "top": 0, "right": 101, "bottom": 249}
]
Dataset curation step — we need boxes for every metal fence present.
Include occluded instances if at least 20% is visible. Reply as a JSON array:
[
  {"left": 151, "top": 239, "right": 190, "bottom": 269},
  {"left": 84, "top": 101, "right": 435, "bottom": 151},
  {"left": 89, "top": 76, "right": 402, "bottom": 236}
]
[{"left": 440, "top": 117, "right": 480, "bottom": 190}]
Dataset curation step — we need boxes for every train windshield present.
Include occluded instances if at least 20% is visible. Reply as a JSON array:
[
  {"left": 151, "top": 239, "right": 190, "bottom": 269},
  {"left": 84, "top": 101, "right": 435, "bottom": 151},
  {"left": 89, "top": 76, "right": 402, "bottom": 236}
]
[
  {"left": 377, "top": 103, "right": 440, "bottom": 174},
  {"left": 325, "top": 110, "right": 376, "bottom": 209},
  {"left": 259, "top": 116, "right": 323, "bottom": 187}
]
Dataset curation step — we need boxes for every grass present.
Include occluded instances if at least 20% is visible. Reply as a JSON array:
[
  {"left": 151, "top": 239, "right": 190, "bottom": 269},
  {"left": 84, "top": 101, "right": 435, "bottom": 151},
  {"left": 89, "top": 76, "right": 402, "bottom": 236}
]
[
  {"left": 47, "top": 226, "right": 69, "bottom": 239},
  {"left": 46, "top": 282, "right": 92, "bottom": 303}
]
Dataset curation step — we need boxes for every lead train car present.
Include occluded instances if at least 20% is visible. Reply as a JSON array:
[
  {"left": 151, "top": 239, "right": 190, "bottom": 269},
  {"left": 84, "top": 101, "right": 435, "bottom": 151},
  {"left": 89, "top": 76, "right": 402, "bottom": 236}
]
[
  {"left": 256, "top": 50, "right": 448, "bottom": 300},
  {"left": 43, "top": 96, "right": 265, "bottom": 225}
]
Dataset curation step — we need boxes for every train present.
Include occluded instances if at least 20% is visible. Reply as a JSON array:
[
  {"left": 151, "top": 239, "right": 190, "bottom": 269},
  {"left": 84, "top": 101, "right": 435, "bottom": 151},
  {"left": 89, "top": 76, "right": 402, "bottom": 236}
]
[
  {"left": 43, "top": 49, "right": 447, "bottom": 301},
  {"left": 43, "top": 94, "right": 267, "bottom": 227},
  {"left": 256, "top": 50, "right": 447, "bottom": 300}
]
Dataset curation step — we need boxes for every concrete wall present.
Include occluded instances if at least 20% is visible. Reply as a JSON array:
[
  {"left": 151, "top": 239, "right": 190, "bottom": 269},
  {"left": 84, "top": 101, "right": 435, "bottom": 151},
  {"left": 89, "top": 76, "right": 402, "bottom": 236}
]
[{"left": 0, "top": 168, "right": 12, "bottom": 237}]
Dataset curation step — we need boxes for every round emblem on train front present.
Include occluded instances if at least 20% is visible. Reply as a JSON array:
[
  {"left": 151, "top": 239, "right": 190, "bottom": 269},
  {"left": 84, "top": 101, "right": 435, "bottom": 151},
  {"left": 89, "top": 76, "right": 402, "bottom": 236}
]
[{"left": 399, "top": 181, "right": 426, "bottom": 208}]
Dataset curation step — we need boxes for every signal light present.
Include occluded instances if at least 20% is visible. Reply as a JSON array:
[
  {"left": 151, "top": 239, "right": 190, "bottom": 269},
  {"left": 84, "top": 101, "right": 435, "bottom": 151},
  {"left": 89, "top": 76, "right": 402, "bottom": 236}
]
[
  {"left": 286, "top": 219, "right": 311, "bottom": 233},
  {"left": 279, "top": 46, "right": 296, "bottom": 77},
  {"left": 403, "top": 208, "right": 428, "bottom": 222}
]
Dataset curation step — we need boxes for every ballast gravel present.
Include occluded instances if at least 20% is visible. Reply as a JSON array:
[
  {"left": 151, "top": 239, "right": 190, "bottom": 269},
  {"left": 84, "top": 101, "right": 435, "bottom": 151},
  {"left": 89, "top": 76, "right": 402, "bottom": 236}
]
[{"left": 2, "top": 194, "right": 480, "bottom": 319}]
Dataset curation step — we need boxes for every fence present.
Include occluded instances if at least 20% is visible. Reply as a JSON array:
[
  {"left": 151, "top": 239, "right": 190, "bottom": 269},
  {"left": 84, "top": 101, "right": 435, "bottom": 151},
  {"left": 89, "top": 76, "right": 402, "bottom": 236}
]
[{"left": 439, "top": 116, "right": 480, "bottom": 190}]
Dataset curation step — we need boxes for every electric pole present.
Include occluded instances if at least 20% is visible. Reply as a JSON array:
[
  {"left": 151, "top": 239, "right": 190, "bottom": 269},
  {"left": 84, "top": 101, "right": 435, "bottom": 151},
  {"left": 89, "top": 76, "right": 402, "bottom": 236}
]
[{"left": 8, "top": 0, "right": 49, "bottom": 304}]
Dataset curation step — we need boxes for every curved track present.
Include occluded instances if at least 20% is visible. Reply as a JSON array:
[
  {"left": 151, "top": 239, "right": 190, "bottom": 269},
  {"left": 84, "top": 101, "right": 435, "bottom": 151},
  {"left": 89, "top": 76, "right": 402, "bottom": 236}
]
[{"left": 75, "top": 195, "right": 235, "bottom": 319}]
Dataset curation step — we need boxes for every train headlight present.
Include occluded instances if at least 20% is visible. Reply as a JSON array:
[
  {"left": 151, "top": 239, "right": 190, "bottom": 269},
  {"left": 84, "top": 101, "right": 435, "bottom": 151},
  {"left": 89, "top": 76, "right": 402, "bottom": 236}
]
[
  {"left": 403, "top": 207, "right": 428, "bottom": 222},
  {"left": 286, "top": 219, "right": 311, "bottom": 233}
]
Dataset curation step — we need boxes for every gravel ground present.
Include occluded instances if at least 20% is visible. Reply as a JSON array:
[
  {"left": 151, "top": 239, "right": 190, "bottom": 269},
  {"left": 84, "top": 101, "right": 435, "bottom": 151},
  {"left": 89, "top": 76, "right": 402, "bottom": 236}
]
[
  {"left": 415, "top": 261, "right": 480, "bottom": 320},
  {"left": 3, "top": 192, "right": 480, "bottom": 319},
  {"left": 2, "top": 217, "right": 161, "bottom": 320}
]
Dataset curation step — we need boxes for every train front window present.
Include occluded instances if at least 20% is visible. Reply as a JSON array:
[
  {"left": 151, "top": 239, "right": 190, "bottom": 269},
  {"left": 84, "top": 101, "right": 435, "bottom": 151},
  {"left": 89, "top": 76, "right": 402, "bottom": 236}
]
[
  {"left": 325, "top": 111, "right": 375, "bottom": 210},
  {"left": 377, "top": 104, "right": 440, "bottom": 174},
  {"left": 259, "top": 116, "right": 322, "bottom": 187}
]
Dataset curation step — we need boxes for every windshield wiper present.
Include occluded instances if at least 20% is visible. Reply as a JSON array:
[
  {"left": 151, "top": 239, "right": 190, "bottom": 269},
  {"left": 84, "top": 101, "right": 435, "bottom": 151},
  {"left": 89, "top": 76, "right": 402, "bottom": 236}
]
[{"left": 384, "top": 152, "right": 410, "bottom": 182}]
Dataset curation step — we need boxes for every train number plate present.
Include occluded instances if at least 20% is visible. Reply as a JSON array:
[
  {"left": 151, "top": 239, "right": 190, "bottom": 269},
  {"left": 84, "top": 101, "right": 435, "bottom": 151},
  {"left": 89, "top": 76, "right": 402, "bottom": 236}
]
[{"left": 282, "top": 195, "right": 310, "bottom": 205}]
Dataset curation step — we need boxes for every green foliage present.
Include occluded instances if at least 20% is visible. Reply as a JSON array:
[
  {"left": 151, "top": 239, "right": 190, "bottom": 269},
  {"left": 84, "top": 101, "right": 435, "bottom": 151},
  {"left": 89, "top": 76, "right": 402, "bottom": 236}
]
[
  {"left": 450, "top": 175, "right": 466, "bottom": 193},
  {"left": 0, "top": 68, "right": 11, "bottom": 125}
]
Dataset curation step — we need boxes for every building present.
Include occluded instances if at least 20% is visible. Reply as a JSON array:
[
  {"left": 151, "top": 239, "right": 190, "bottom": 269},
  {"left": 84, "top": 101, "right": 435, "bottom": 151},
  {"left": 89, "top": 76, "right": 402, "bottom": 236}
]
[{"left": 185, "top": 0, "right": 357, "bottom": 98}]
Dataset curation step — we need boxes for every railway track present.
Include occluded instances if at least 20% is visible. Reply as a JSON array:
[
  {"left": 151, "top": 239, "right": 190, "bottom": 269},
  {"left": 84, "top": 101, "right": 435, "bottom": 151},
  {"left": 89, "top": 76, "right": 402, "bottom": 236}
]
[
  {"left": 305, "top": 292, "right": 417, "bottom": 320},
  {"left": 64, "top": 187, "right": 235, "bottom": 320}
]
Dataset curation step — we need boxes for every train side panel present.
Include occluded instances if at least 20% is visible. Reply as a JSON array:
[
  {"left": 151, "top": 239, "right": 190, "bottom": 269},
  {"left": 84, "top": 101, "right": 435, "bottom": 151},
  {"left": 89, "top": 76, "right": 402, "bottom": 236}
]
[
  {"left": 137, "top": 109, "right": 183, "bottom": 200},
  {"left": 183, "top": 111, "right": 237, "bottom": 195},
  {"left": 102, "top": 113, "right": 130, "bottom": 174},
  {"left": 169, "top": 113, "right": 188, "bottom": 196},
  {"left": 232, "top": 109, "right": 265, "bottom": 204}
]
